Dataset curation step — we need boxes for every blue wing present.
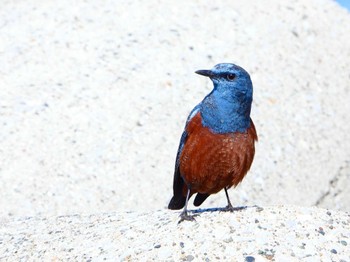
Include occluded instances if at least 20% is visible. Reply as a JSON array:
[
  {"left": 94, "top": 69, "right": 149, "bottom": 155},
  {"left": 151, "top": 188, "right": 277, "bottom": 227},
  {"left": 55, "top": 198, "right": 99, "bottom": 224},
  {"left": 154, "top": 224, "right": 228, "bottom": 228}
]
[{"left": 168, "top": 105, "right": 200, "bottom": 210}]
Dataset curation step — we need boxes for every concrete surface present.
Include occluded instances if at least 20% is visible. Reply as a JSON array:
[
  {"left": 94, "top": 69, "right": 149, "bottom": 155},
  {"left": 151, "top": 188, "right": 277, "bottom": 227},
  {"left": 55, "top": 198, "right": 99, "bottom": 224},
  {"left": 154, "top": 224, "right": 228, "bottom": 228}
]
[
  {"left": 1, "top": 0, "right": 349, "bottom": 219},
  {"left": 0, "top": 205, "right": 349, "bottom": 261},
  {"left": 1, "top": 0, "right": 350, "bottom": 260}
]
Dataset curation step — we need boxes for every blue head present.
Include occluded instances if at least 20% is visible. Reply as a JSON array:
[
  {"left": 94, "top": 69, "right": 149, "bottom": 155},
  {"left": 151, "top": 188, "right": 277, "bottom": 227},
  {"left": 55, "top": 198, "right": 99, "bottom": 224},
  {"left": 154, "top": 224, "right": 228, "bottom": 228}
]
[{"left": 195, "top": 63, "right": 253, "bottom": 134}]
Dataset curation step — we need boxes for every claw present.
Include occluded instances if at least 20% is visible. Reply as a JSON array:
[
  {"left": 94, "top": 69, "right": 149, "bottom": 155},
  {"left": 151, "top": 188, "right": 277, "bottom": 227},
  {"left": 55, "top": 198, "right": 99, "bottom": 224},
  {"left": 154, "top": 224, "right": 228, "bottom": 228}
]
[
  {"left": 222, "top": 205, "right": 246, "bottom": 212},
  {"left": 178, "top": 212, "right": 196, "bottom": 224}
]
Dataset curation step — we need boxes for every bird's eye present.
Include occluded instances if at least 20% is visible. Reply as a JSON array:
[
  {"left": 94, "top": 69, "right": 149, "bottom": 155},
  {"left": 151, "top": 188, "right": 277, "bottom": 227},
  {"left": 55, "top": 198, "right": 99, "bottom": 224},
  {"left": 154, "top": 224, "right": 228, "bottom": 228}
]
[{"left": 227, "top": 73, "right": 236, "bottom": 81}]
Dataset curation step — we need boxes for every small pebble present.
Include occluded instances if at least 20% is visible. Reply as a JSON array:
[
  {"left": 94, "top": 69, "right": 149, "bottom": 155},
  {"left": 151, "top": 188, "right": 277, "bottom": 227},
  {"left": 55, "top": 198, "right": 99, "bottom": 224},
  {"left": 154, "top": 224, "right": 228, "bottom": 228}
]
[
  {"left": 317, "top": 227, "right": 325, "bottom": 235},
  {"left": 340, "top": 240, "right": 347, "bottom": 246},
  {"left": 223, "top": 237, "right": 233, "bottom": 243},
  {"left": 186, "top": 255, "right": 194, "bottom": 261},
  {"left": 327, "top": 211, "right": 331, "bottom": 216},
  {"left": 330, "top": 249, "right": 337, "bottom": 254},
  {"left": 180, "top": 242, "right": 185, "bottom": 248},
  {"left": 256, "top": 207, "right": 264, "bottom": 212},
  {"left": 154, "top": 244, "right": 161, "bottom": 249},
  {"left": 245, "top": 256, "right": 255, "bottom": 262}
]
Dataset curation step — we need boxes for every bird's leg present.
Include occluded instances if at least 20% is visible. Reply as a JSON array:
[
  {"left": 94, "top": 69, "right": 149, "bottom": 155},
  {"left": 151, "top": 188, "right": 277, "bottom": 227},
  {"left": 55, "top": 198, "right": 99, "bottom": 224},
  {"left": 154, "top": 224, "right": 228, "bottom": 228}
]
[
  {"left": 223, "top": 187, "right": 245, "bottom": 212},
  {"left": 178, "top": 187, "right": 195, "bottom": 223},
  {"left": 223, "top": 187, "right": 235, "bottom": 212}
]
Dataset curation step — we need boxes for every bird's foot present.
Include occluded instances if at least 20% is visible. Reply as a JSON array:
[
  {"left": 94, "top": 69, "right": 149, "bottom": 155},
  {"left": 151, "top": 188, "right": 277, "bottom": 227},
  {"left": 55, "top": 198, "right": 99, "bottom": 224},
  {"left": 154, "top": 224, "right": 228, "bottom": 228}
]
[
  {"left": 222, "top": 204, "right": 245, "bottom": 212},
  {"left": 178, "top": 211, "right": 197, "bottom": 224},
  {"left": 222, "top": 204, "right": 235, "bottom": 212}
]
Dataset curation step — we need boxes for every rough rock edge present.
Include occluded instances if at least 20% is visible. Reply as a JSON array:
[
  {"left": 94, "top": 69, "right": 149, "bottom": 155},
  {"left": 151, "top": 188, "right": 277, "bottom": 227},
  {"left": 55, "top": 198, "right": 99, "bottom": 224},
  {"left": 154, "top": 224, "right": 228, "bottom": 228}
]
[{"left": 0, "top": 205, "right": 349, "bottom": 261}]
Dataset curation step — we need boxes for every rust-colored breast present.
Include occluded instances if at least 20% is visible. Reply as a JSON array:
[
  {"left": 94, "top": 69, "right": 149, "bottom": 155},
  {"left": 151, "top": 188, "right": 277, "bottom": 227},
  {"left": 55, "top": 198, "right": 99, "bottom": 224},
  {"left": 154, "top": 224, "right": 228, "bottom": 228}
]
[{"left": 179, "top": 112, "right": 257, "bottom": 195}]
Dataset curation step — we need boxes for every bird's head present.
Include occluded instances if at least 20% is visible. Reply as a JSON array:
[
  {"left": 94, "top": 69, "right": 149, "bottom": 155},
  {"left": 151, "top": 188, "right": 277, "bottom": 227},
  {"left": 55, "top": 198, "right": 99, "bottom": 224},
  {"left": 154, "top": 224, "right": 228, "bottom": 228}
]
[
  {"left": 195, "top": 63, "right": 252, "bottom": 98},
  {"left": 195, "top": 63, "right": 253, "bottom": 133}
]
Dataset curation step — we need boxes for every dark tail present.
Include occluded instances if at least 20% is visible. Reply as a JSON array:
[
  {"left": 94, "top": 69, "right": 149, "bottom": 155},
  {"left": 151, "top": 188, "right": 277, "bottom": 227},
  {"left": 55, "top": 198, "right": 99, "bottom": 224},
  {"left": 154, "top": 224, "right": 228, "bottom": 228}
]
[
  {"left": 193, "top": 193, "right": 210, "bottom": 206},
  {"left": 168, "top": 194, "right": 186, "bottom": 210},
  {"left": 168, "top": 161, "right": 187, "bottom": 209}
]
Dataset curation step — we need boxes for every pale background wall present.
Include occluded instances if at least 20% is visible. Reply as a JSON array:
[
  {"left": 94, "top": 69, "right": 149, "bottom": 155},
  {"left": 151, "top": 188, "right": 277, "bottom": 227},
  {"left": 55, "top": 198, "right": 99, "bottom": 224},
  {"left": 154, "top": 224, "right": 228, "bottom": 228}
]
[{"left": 0, "top": 0, "right": 349, "bottom": 219}]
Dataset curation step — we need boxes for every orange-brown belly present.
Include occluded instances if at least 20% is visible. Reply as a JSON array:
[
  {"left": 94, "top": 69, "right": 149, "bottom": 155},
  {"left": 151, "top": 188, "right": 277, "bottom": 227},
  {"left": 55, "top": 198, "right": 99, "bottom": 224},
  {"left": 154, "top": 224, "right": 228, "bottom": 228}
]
[{"left": 179, "top": 113, "right": 257, "bottom": 195}]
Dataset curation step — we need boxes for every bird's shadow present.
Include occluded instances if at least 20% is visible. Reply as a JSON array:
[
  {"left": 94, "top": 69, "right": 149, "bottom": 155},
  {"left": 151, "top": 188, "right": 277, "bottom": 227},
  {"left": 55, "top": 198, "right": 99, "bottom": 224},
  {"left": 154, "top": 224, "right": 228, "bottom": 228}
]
[
  {"left": 176, "top": 205, "right": 263, "bottom": 224},
  {"left": 189, "top": 205, "right": 259, "bottom": 215}
]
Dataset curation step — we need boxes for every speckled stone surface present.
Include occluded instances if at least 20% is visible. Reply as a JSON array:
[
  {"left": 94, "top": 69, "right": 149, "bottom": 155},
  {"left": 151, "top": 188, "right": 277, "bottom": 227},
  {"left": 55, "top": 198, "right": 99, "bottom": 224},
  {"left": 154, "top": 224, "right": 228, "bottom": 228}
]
[
  {"left": 1, "top": 0, "right": 350, "bottom": 219},
  {"left": 0, "top": 206, "right": 349, "bottom": 261}
]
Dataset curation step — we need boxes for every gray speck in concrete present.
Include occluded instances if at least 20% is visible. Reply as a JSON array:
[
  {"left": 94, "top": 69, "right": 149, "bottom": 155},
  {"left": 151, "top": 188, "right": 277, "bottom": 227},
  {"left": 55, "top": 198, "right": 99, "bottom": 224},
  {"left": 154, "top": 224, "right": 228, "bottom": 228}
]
[
  {"left": 223, "top": 237, "right": 233, "bottom": 243},
  {"left": 317, "top": 227, "right": 325, "bottom": 235},
  {"left": 245, "top": 256, "right": 255, "bottom": 262},
  {"left": 256, "top": 207, "right": 264, "bottom": 212}
]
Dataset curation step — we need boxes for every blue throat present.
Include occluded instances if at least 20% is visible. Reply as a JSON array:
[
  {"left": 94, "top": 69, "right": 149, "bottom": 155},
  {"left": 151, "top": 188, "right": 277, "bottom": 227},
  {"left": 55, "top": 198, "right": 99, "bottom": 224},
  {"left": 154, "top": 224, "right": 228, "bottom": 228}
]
[{"left": 200, "top": 83, "right": 252, "bottom": 134}]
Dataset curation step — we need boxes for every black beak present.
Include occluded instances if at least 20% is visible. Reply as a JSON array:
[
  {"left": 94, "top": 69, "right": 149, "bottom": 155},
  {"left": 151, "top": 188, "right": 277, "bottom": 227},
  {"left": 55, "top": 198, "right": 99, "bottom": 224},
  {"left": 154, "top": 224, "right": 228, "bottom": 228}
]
[{"left": 195, "top": 69, "right": 214, "bottom": 78}]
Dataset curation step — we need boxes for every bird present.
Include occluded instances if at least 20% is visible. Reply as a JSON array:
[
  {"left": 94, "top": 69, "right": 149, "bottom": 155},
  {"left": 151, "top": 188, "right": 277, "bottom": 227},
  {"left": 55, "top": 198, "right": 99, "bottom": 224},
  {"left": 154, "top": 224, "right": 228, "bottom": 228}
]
[{"left": 168, "top": 63, "right": 258, "bottom": 222}]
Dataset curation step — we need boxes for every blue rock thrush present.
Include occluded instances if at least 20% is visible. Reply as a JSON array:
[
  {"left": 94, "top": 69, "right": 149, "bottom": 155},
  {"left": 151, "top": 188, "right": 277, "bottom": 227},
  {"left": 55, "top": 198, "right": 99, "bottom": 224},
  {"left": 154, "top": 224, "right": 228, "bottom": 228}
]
[{"left": 168, "top": 63, "right": 258, "bottom": 222}]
